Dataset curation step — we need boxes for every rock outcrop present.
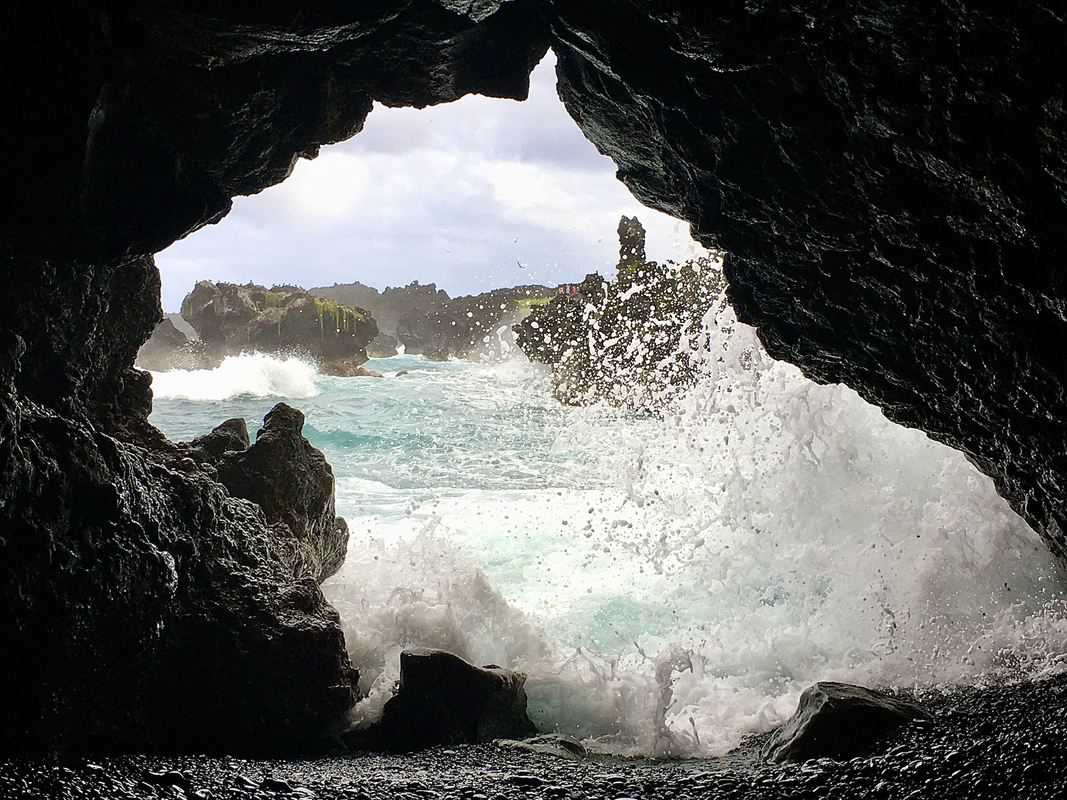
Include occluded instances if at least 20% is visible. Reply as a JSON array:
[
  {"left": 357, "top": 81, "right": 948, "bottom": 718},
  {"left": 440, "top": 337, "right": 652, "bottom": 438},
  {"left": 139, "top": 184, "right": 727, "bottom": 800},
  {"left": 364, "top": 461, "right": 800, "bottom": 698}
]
[
  {"left": 312, "top": 282, "right": 555, "bottom": 361},
  {"left": 180, "top": 281, "right": 378, "bottom": 372},
  {"left": 212, "top": 404, "right": 349, "bottom": 584},
  {"left": 136, "top": 317, "right": 211, "bottom": 371},
  {"left": 763, "top": 683, "right": 930, "bottom": 763},
  {"left": 0, "top": 256, "right": 357, "bottom": 753},
  {"left": 0, "top": 1, "right": 549, "bottom": 752},
  {"left": 515, "top": 217, "right": 724, "bottom": 407},
  {"left": 550, "top": 2, "right": 1067, "bottom": 564},
  {"left": 346, "top": 649, "right": 537, "bottom": 752}
]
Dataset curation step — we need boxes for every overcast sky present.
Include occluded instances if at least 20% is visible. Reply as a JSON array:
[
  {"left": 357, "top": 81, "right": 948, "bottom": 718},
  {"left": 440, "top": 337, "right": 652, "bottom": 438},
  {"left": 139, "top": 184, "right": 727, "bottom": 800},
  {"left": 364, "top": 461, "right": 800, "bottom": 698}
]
[{"left": 156, "top": 53, "right": 708, "bottom": 311}]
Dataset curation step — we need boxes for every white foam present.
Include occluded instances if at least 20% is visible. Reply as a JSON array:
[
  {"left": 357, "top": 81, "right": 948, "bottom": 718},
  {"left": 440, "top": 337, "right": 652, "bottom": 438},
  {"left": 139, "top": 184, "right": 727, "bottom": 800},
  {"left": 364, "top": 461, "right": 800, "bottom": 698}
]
[
  {"left": 324, "top": 303, "right": 1067, "bottom": 757},
  {"left": 150, "top": 352, "right": 320, "bottom": 401}
]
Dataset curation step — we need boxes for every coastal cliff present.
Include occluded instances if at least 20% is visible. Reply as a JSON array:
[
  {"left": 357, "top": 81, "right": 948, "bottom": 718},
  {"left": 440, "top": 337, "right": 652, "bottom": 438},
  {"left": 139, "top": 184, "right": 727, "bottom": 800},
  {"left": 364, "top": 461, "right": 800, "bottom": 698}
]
[
  {"left": 515, "top": 217, "right": 724, "bottom": 407},
  {"left": 312, "top": 282, "right": 555, "bottom": 361}
]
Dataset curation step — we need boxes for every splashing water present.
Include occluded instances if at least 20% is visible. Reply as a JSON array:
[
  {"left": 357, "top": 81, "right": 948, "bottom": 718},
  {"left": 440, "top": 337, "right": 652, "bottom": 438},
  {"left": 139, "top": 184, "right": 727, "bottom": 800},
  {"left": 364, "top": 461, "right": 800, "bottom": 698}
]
[
  {"left": 150, "top": 352, "right": 320, "bottom": 401},
  {"left": 148, "top": 311, "right": 1067, "bottom": 757}
]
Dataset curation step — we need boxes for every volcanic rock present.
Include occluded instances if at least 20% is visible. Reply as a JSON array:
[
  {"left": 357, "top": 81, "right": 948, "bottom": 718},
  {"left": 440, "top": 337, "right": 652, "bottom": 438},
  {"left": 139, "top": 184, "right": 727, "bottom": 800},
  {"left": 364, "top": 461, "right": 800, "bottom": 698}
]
[
  {"left": 515, "top": 217, "right": 724, "bottom": 406},
  {"left": 551, "top": 2, "right": 1067, "bottom": 563},
  {"left": 347, "top": 648, "right": 537, "bottom": 752},
  {"left": 313, "top": 281, "right": 555, "bottom": 361},
  {"left": 0, "top": 0, "right": 549, "bottom": 754},
  {"left": 213, "top": 404, "right": 348, "bottom": 584},
  {"left": 182, "top": 418, "right": 251, "bottom": 463},
  {"left": 3, "top": 0, "right": 1067, "bottom": 756},
  {"left": 762, "top": 682, "right": 930, "bottom": 763},
  {"left": 180, "top": 282, "right": 378, "bottom": 368}
]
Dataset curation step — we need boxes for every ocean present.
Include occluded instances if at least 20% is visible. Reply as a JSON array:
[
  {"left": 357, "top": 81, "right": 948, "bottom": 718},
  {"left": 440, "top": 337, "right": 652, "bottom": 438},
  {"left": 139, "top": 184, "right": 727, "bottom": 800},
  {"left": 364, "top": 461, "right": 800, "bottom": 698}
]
[{"left": 149, "top": 307, "right": 1067, "bottom": 757}]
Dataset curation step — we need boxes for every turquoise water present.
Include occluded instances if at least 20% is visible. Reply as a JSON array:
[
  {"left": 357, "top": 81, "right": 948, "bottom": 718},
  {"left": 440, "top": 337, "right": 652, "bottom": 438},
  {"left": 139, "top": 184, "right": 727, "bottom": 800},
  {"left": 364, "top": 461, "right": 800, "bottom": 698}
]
[{"left": 149, "top": 315, "right": 1067, "bottom": 756}]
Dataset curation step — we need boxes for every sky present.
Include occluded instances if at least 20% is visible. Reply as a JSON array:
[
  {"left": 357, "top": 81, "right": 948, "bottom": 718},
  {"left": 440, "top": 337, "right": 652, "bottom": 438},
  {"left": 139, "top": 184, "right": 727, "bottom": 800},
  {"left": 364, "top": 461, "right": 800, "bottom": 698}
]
[{"left": 156, "top": 53, "right": 708, "bottom": 311}]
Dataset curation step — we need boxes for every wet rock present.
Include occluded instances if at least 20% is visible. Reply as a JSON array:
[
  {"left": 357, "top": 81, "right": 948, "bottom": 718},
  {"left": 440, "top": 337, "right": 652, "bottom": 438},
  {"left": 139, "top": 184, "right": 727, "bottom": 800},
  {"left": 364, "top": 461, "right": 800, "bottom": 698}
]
[
  {"left": 497, "top": 734, "right": 587, "bottom": 761},
  {"left": 0, "top": 255, "right": 356, "bottom": 753},
  {"left": 182, "top": 418, "right": 251, "bottom": 462},
  {"left": 515, "top": 217, "right": 723, "bottom": 407},
  {"left": 143, "top": 769, "right": 191, "bottom": 791},
  {"left": 348, "top": 649, "right": 536, "bottom": 752},
  {"left": 1, "top": 0, "right": 549, "bottom": 757},
  {"left": 215, "top": 403, "right": 349, "bottom": 584},
  {"left": 763, "top": 682, "right": 930, "bottom": 763},
  {"left": 320, "top": 361, "right": 384, "bottom": 378},
  {"left": 260, "top": 776, "right": 295, "bottom": 793},
  {"left": 232, "top": 774, "right": 258, "bottom": 791}
]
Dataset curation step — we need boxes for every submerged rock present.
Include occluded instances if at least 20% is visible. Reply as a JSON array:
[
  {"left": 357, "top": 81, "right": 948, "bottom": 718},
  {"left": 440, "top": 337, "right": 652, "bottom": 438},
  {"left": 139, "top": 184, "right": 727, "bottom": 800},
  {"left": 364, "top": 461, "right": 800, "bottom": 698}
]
[
  {"left": 347, "top": 648, "right": 536, "bottom": 752},
  {"left": 762, "top": 682, "right": 930, "bottom": 763},
  {"left": 320, "top": 360, "right": 384, "bottom": 378},
  {"left": 214, "top": 403, "right": 349, "bottom": 584}
]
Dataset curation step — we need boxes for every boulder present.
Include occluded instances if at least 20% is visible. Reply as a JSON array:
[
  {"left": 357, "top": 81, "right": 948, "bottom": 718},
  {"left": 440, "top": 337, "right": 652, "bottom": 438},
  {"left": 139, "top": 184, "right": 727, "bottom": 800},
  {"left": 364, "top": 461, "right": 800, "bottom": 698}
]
[
  {"left": 214, "top": 404, "right": 349, "bottom": 584},
  {"left": 762, "top": 682, "right": 930, "bottom": 763},
  {"left": 348, "top": 648, "right": 537, "bottom": 751}
]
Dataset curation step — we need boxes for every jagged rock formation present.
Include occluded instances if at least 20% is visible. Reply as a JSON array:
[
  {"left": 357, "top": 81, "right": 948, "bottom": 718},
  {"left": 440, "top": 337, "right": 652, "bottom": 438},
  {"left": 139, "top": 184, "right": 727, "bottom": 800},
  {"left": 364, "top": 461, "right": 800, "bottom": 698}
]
[
  {"left": 190, "top": 406, "right": 350, "bottom": 584},
  {"left": 312, "top": 281, "right": 555, "bottom": 361},
  {"left": 0, "top": 257, "right": 357, "bottom": 753},
  {"left": 179, "top": 281, "right": 377, "bottom": 374},
  {"left": 0, "top": 2, "right": 549, "bottom": 752},
  {"left": 3, "top": 0, "right": 1067, "bottom": 753},
  {"left": 516, "top": 217, "right": 724, "bottom": 406}
]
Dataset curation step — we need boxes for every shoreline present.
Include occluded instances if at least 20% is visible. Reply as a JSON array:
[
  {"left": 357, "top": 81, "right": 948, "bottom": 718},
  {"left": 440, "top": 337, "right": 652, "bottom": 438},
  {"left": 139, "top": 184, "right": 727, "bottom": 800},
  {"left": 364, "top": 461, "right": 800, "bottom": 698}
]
[{"left": 4, "top": 673, "right": 1064, "bottom": 799}]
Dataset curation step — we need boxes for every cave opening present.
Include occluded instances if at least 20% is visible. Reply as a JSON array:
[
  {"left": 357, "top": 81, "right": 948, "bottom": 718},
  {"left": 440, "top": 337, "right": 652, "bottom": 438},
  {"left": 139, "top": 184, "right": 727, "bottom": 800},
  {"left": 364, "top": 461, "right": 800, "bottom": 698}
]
[
  {"left": 139, "top": 53, "right": 1067, "bottom": 759},
  {"left": 5, "top": 5, "right": 1067, "bottom": 792}
]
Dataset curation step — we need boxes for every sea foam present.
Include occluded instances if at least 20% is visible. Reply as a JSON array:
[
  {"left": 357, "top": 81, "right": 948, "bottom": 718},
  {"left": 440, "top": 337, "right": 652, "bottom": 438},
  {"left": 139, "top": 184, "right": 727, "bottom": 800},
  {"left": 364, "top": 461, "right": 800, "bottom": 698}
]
[
  {"left": 148, "top": 321, "right": 1067, "bottom": 757},
  {"left": 150, "top": 352, "right": 320, "bottom": 401}
]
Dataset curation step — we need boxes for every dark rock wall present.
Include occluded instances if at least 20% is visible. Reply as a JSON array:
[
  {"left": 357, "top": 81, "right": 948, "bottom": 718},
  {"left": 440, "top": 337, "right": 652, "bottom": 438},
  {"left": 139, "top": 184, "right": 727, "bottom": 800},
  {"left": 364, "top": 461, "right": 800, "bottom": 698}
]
[
  {"left": 3, "top": 0, "right": 1067, "bottom": 752},
  {"left": 550, "top": 1, "right": 1067, "bottom": 564},
  {"left": 0, "top": 1, "right": 549, "bottom": 752},
  {"left": 0, "top": 255, "right": 357, "bottom": 752},
  {"left": 5, "top": 2, "right": 550, "bottom": 262}
]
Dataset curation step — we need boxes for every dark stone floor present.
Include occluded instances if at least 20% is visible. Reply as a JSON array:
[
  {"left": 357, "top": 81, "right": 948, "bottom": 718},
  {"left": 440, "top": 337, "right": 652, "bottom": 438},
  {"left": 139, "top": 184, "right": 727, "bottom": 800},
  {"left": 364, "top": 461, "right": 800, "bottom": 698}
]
[{"left": 3, "top": 674, "right": 1066, "bottom": 799}]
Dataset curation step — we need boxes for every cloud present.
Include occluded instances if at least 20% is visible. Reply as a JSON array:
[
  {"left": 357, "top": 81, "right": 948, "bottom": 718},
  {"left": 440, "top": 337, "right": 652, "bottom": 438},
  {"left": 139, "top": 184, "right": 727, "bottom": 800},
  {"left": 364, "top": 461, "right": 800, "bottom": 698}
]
[{"left": 156, "top": 53, "right": 709, "bottom": 311}]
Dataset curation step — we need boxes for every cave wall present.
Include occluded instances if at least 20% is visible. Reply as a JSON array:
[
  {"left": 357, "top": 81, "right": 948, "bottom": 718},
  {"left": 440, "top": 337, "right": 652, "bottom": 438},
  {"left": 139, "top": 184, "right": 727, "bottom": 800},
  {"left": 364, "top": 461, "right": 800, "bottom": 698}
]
[
  {"left": 0, "top": 1, "right": 549, "bottom": 751},
  {"left": 550, "top": 0, "right": 1067, "bottom": 565},
  {"left": 2, "top": 0, "right": 1066, "bottom": 751}
]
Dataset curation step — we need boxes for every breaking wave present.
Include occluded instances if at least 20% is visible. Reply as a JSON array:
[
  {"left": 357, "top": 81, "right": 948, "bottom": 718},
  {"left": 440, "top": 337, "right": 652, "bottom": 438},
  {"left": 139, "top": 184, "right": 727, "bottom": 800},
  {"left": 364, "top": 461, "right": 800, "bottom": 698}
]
[
  {"left": 151, "top": 311, "right": 1067, "bottom": 758},
  {"left": 149, "top": 352, "right": 320, "bottom": 401}
]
